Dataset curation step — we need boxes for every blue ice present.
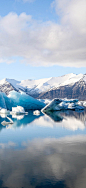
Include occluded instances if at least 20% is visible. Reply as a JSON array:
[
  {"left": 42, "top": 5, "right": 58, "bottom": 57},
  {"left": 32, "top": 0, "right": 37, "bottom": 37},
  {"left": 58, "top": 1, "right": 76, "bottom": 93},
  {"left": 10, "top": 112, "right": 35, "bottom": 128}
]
[{"left": 0, "top": 91, "right": 45, "bottom": 111}]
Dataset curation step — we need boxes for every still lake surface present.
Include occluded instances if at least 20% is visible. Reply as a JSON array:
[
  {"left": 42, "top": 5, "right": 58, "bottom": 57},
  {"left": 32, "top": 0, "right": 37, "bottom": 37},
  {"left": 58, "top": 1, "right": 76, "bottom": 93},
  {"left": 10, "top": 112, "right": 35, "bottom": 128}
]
[{"left": 0, "top": 109, "right": 86, "bottom": 188}]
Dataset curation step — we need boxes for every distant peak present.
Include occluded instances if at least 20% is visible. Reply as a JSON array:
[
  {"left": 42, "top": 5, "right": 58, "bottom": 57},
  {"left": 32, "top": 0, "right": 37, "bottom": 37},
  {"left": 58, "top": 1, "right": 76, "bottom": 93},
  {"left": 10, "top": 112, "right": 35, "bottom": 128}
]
[{"left": 0, "top": 78, "right": 8, "bottom": 85}]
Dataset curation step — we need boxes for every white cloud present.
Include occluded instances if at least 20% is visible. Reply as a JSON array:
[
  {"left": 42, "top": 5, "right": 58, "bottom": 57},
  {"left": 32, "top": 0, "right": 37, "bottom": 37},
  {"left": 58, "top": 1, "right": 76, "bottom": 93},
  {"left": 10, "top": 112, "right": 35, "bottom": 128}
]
[
  {"left": 0, "top": 2, "right": 86, "bottom": 67},
  {"left": 53, "top": 0, "right": 86, "bottom": 30}
]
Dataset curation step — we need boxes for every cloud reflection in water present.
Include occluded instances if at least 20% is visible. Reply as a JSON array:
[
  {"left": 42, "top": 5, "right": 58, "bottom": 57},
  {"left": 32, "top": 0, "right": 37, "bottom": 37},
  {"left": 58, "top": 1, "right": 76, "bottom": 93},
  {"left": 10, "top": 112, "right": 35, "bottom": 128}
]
[{"left": 0, "top": 136, "right": 86, "bottom": 188}]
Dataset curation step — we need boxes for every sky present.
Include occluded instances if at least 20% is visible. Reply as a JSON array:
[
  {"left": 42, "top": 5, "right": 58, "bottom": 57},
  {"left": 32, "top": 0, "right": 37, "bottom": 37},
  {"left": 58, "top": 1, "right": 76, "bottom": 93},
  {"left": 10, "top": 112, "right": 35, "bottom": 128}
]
[{"left": 0, "top": 0, "right": 86, "bottom": 80}]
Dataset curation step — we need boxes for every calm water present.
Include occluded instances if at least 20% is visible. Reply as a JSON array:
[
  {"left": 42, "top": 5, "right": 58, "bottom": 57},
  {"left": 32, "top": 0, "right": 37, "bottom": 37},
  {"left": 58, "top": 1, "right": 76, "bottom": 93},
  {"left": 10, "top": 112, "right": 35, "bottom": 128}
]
[{"left": 0, "top": 109, "right": 86, "bottom": 188}]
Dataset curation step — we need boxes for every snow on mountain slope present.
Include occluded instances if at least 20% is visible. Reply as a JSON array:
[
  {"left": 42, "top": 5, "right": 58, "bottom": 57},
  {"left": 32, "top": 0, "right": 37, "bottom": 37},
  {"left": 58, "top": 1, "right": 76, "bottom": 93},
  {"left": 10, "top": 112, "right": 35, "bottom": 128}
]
[
  {"left": 20, "top": 77, "right": 51, "bottom": 93},
  {"left": 8, "top": 73, "right": 84, "bottom": 93},
  {"left": 0, "top": 73, "right": 85, "bottom": 96},
  {"left": 44, "top": 73, "right": 83, "bottom": 92}
]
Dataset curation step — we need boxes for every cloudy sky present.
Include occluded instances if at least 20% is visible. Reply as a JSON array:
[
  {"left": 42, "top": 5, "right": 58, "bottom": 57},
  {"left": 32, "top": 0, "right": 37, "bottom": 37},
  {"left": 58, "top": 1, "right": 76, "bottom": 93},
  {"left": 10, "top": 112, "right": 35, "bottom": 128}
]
[{"left": 0, "top": 0, "right": 86, "bottom": 80}]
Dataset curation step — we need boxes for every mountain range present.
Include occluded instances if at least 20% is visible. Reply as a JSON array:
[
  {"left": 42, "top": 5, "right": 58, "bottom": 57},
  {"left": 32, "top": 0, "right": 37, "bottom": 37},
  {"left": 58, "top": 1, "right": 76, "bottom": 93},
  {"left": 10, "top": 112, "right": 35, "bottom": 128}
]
[{"left": 0, "top": 73, "right": 86, "bottom": 100}]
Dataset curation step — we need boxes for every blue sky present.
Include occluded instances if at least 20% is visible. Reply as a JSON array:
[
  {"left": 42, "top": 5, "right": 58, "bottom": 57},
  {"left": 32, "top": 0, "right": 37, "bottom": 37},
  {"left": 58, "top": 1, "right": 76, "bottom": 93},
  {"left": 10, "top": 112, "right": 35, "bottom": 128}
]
[{"left": 0, "top": 0, "right": 86, "bottom": 80}]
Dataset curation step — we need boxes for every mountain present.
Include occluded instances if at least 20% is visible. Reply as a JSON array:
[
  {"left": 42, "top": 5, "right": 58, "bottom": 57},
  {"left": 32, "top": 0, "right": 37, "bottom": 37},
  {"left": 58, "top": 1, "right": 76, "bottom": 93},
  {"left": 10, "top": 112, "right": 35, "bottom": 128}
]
[{"left": 0, "top": 73, "right": 86, "bottom": 100}]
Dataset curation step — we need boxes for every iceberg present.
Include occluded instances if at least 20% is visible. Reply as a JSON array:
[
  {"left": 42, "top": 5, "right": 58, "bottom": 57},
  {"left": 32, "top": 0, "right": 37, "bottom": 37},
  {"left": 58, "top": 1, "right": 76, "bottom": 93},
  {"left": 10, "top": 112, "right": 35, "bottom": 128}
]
[
  {"left": 0, "top": 92, "right": 12, "bottom": 111},
  {"left": 83, "top": 101, "right": 86, "bottom": 107},
  {"left": 42, "top": 98, "right": 84, "bottom": 112},
  {"left": 10, "top": 106, "right": 28, "bottom": 115},
  {"left": 0, "top": 109, "right": 10, "bottom": 114},
  {"left": 0, "top": 92, "right": 6, "bottom": 109},
  {"left": 33, "top": 110, "right": 40, "bottom": 116},
  {"left": 0, "top": 91, "right": 45, "bottom": 111},
  {"left": 0, "top": 90, "right": 84, "bottom": 113},
  {"left": 41, "top": 98, "right": 63, "bottom": 112},
  {"left": 8, "top": 91, "right": 45, "bottom": 110}
]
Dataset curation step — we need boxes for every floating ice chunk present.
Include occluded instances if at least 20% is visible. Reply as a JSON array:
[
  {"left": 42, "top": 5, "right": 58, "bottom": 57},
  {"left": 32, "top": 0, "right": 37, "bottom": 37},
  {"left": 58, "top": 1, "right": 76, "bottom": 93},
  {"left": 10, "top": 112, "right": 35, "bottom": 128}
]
[
  {"left": 33, "top": 110, "right": 40, "bottom": 116},
  {"left": 41, "top": 98, "right": 62, "bottom": 112},
  {"left": 59, "top": 102, "right": 69, "bottom": 109},
  {"left": 0, "top": 91, "right": 45, "bottom": 111},
  {"left": 0, "top": 114, "right": 7, "bottom": 118},
  {"left": 0, "top": 109, "right": 10, "bottom": 114},
  {"left": 0, "top": 92, "right": 13, "bottom": 111},
  {"left": 83, "top": 101, "right": 86, "bottom": 107},
  {"left": 77, "top": 101, "right": 83, "bottom": 106},
  {"left": 42, "top": 98, "right": 84, "bottom": 112},
  {"left": 68, "top": 103, "right": 75, "bottom": 109},
  {"left": 8, "top": 91, "right": 45, "bottom": 110},
  {"left": 0, "top": 92, "right": 6, "bottom": 109},
  {"left": 38, "top": 99, "right": 51, "bottom": 105},
  {"left": 63, "top": 98, "right": 78, "bottom": 103},
  {"left": 11, "top": 106, "right": 27, "bottom": 115}
]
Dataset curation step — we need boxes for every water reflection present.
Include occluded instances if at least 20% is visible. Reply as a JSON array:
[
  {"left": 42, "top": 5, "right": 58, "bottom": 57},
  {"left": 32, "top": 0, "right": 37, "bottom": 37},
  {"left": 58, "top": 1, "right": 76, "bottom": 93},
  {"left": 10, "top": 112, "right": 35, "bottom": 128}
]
[
  {"left": 0, "top": 109, "right": 86, "bottom": 131},
  {"left": 0, "top": 111, "right": 44, "bottom": 130},
  {"left": 0, "top": 110, "right": 86, "bottom": 187},
  {"left": 44, "top": 109, "right": 86, "bottom": 124},
  {"left": 43, "top": 110, "right": 86, "bottom": 130},
  {"left": 0, "top": 136, "right": 86, "bottom": 188},
  {"left": 43, "top": 111, "right": 63, "bottom": 122}
]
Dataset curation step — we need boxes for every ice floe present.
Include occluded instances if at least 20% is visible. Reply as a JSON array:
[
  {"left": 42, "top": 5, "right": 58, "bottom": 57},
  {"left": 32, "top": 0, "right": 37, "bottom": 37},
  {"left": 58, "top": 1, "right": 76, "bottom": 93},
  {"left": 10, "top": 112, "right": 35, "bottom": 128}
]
[
  {"left": 10, "top": 106, "right": 27, "bottom": 115},
  {"left": 0, "top": 108, "right": 10, "bottom": 114},
  {"left": 33, "top": 110, "right": 40, "bottom": 116},
  {"left": 42, "top": 98, "right": 84, "bottom": 112}
]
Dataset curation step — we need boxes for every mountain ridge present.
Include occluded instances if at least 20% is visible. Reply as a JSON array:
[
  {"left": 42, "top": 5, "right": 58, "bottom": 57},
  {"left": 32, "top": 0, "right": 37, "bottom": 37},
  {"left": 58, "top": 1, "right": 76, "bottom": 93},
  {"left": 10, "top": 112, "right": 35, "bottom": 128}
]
[{"left": 0, "top": 73, "right": 86, "bottom": 100}]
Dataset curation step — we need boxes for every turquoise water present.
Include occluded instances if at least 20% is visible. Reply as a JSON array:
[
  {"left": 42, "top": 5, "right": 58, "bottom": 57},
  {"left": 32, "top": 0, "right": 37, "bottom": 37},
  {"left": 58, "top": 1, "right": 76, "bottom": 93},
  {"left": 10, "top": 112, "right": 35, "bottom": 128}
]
[{"left": 0, "top": 110, "right": 86, "bottom": 188}]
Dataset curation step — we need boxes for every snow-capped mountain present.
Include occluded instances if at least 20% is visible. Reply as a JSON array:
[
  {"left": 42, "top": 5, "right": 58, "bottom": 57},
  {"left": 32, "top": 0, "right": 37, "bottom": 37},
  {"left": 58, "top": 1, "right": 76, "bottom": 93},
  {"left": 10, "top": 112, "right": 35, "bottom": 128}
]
[{"left": 0, "top": 73, "right": 86, "bottom": 100}]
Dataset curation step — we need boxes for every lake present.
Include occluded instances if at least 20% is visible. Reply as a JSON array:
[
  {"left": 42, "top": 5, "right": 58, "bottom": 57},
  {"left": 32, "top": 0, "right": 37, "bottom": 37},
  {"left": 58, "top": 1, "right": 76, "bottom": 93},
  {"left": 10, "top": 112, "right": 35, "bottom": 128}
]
[{"left": 0, "top": 109, "right": 86, "bottom": 188}]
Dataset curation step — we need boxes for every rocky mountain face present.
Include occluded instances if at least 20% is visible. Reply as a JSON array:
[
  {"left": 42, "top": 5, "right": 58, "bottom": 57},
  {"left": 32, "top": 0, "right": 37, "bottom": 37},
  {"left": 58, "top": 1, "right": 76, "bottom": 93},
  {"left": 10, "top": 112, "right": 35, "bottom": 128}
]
[
  {"left": 0, "top": 74, "right": 86, "bottom": 100},
  {"left": 0, "top": 81, "right": 18, "bottom": 95},
  {"left": 38, "top": 79, "right": 86, "bottom": 100}
]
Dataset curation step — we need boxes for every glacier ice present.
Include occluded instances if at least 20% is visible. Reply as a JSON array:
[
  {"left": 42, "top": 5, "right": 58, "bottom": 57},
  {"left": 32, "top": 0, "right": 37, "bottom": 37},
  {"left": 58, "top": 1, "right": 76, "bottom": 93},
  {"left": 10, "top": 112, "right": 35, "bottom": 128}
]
[
  {"left": 0, "top": 93, "right": 7, "bottom": 109},
  {"left": 42, "top": 98, "right": 84, "bottom": 112},
  {"left": 83, "top": 101, "right": 86, "bottom": 107},
  {"left": 11, "top": 106, "right": 28, "bottom": 115},
  {"left": 0, "top": 92, "right": 12, "bottom": 111},
  {"left": 41, "top": 98, "right": 63, "bottom": 112},
  {"left": 38, "top": 99, "right": 51, "bottom": 105},
  {"left": 0, "top": 90, "right": 85, "bottom": 113},
  {"left": 0, "top": 109, "right": 10, "bottom": 114},
  {"left": 8, "top": 91, "right": 45, "bottom": 110},
  {"left": 0, "top": 91, "right": 45, "bottom": 111},
  {"left": 33, "top": 110, "right": 40, "bottom": 116}
]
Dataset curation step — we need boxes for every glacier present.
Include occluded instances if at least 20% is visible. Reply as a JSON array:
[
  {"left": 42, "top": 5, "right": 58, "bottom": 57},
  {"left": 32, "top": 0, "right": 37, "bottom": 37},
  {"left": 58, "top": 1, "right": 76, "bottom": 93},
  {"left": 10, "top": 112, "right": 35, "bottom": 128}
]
[{"left": 0, "top": 91, "right": 45, "bottom": 111}]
